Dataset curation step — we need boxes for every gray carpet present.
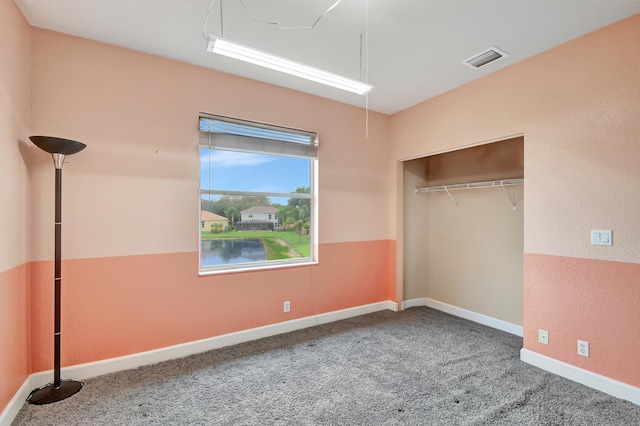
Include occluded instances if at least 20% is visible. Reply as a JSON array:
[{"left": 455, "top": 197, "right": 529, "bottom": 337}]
[{"left": 13, "top": 307, "right": 640, "bottom": 425}]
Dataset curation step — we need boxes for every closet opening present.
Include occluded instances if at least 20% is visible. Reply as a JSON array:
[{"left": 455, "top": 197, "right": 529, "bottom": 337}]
[{"left": 402, "top": 136, "right": 524, "bottom": 332}]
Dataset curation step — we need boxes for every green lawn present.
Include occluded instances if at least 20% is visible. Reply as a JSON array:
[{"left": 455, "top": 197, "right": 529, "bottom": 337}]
[{"left": 202, "top": 230, "right": 310, "bottom": 258}]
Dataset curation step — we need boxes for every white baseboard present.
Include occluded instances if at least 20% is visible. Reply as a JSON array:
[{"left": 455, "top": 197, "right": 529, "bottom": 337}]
[
  {"left": 1, "top": 300, "right": 396, "bottom": 426},
  {"left": 402, "top": 297, "right": 523, "bottom": 337},
  {"left": 406, "top": 298, "right": 639, "bottom": 405},
  {"left": 0, "top": 378, "right": 33, "bottom": 426},
  {"left": 401, "top": 298, "right": 428, "bottom": 310},
  {"left": 520, "top": 349, "right": 639, "bottom": 406}
]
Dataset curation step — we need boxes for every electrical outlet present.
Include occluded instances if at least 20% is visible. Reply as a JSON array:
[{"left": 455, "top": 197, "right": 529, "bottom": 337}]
[
  {"left": 284, "top": 301, "right": 291, "bottom": 313},
  {"left": 578, "top": 340, "right": 590, "bottom": 357},
  {"left": 538, "top": 329, "right": 549, "bottom": 345}
]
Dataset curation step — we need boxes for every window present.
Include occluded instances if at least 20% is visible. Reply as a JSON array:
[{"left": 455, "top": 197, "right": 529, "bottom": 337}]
[{"left": 199, "top": 114, "right": 317, "bottom": 273}]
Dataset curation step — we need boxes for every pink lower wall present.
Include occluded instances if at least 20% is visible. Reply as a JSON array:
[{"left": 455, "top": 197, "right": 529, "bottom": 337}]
[
  {"left": 29, "top": 240, "right": 392, "bottom": 372},
  {"left": 524, "top": 253, "right": 640, "bottom": 386},
  {"left": 0, "top": 265, "right": 30, "bottom": 415},
  {"left": 387, "top": 239, "right": 397, "bottom": 301},
  {"left": 0, "top": 0, "right": 31, "bottom": 415}
]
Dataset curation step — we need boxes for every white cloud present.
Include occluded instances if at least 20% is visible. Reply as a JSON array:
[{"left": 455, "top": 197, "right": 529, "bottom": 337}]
[{"left": 201, "top": 150, "right": 273, "bottom": 168}]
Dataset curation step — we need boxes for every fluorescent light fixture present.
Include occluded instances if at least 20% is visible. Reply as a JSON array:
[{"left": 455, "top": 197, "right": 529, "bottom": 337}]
[{"left": 207, "top": 37, "right": 373, "bottom": 95}]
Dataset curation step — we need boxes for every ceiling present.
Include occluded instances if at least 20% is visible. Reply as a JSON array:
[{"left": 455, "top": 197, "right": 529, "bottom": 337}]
[{"left": 15, "top": 0, "right": 640, "bottom": 115}]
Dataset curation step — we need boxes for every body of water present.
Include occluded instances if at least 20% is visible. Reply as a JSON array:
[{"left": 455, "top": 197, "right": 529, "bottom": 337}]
[{"left": 201, "top": 239, "right": 266, "bottom": 266}]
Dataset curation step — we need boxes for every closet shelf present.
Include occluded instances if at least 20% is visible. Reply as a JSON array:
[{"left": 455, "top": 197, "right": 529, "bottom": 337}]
[
  {"left": 415, "top": 178, "right": 523, "bottom": 209},
  {"left": 415, "top": 178, "right": 523, "bottom": 193}
]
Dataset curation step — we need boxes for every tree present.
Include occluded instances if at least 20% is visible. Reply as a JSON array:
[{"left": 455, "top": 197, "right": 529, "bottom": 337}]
[
  {"left": 279, "top": 186, "right": 310, "bottom": 228},
  {"left": 201, "top": 195, "right": 271, "bottom": 217},
  {"left": 225, "top": 206, "right": 239, "bottom": 226},
  {"left": 201, "top": 188, "right": 309, "bottom": 231},
  {"left": 277, "top": 205, "right": 288, "bottom": 228},
  {"left": 294, "top": 220, "right": 304, "bottom": 243},
  {"left": 201, "top": 198, "right": 217, "bottom": 214},
  {"left": 287, "top": 186, "right": 310, "bottom": 210}
]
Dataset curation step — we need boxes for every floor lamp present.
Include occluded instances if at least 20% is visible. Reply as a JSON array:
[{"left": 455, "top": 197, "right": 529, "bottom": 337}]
[{"left": 28, "top": 136, "right": 86, "bottom": 405}]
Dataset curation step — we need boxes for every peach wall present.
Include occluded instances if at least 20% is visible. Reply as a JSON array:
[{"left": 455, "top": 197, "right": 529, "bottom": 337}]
[
  {"left": 0, "top": 265, "right": 30, "bottom": 416},
  {"left": 0, "top": 0, "right": 31, "bottom": 415},
  {"left": 0, "top": 0, "right": 31, "bottom": 271},
  {"left": 27, "top": 29, "right": 395, "bottom": 372},
  {"left": 392, "top": 14, "right": 640, "bottom": 264},
  {"left": 29, "top": 29, "right": 393, "bottom": 261},
  {"left": 524, "top": 253, "right": 640, "bottom": 386},
  {"left": 17, "top": 3, "right": 639, "bottom": 411},
  {"left": 29, "top": 240, "right": 391, "bottom": 371},
  {"left": 392, "top": 14, "right": 640, "bottom": 387}
]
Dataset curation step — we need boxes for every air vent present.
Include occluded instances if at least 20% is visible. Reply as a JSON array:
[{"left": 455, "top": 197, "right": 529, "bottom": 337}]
[{"left": 463, "top": 47, "right": 508, "bottom": 69}]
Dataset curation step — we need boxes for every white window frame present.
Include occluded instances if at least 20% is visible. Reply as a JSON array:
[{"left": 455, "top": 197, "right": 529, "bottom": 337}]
[{"left": 199, "top": 114, "right": 318, "bottom": 275}]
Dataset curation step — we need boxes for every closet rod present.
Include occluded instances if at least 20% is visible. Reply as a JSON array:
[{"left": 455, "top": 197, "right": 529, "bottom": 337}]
[
  {"left": 414, "top": 178, "right": 523, "bottom": 194},
  {"left": 415, "top": 178, "right": 523, "bottom": 209}
]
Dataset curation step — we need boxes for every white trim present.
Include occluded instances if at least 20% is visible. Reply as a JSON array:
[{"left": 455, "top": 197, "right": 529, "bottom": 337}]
[
  {"left": 520, "top": 349, "right": 640, "bottom": 406},
  {"left": 401, "top": 298, "right": 428, "bottom": 310},
  {"left": 398, "top": 133, "right": 524, "bottom": 163},
  {"left": 1, "top": 300, "right": 395, "bottom": 425},
  {"left": 198, "top": 260, "right": 318, "bottom": 276},
  {"left": 403, "top": 297, "right": 523, "bottom": 337},
  {"left": 385, "top": 300, "right": 399, "bottom": 312},
  {"left": 0, "top": 379, "right": 32, "bottom": 426}
]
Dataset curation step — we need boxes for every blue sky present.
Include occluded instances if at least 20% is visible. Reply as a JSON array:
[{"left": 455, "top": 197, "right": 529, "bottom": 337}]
[{"left": 200, "top": 148, "right": 310, "bottom": 205}]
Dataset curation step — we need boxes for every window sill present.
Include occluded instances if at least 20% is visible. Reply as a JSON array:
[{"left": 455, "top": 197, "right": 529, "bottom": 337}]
[{"left": 199, "top": 259, "right": 318, "bottom": 276}]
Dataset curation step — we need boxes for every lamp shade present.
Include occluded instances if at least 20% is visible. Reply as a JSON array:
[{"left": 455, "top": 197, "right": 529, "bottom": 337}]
[{"left": 30, "top": 136, "right": 86, "bottom": 155}]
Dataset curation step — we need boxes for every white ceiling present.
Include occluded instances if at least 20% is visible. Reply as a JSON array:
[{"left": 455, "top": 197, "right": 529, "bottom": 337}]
[{"left": 15, "top": 0, "right": 640, "bottom": 115}]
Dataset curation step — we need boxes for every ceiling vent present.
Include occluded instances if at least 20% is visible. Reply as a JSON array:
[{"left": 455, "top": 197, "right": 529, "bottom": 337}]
[{"left": 463, "top": 47, "right": 508, "bottom": 69}]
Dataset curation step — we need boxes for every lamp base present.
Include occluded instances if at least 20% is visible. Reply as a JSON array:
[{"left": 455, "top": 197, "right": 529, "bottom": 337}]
[{"left": 27, "top": 380, "right": 83, "bottom": 405}]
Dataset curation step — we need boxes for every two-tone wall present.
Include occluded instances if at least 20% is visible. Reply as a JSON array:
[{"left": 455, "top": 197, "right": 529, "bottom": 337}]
[
  {"left": 0, "top": 0, "right": 31, "bottom": 415},
  {"left": 392, "top": 15, "right": 640, "bottom": 389},
  {"left": 27, "top": 29, "right": 395, "bottom": 372},
  {"left": 3, "top": 5, "right": 639, "bottom": 420}
]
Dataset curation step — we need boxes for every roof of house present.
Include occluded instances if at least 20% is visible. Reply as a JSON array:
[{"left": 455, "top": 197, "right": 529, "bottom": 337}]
[
  {"left": 241, "top": 206, "right": 278, "bottom": 214},
  {"left": 201, "top": 211, "right": 228, "bottom": 221}
]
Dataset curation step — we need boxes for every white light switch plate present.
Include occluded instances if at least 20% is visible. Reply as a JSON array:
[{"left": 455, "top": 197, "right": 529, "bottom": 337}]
[{"left": 591, "top": 230, "right": 612, "bottom": 246}]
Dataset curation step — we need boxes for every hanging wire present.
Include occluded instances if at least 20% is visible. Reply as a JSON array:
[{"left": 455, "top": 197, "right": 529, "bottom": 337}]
[
  {"left": 239, "top": 0, "right": 344, "bottom": 30},
  {"left": 365, "top": 0, "right": 370, "bottom": 139},
  {"left": 359, "top": 33, "right": 363, "bottom": 81},
  {"left": 203, "top": 0, "right": 219, "bottom": 68},
  {"left": 204, "top": 0, "right": 344, "bottom": 38},
  {"left": 360, "top": 31, "right": 368, "bottom": 139},
  {"left": 220, "top": 0, "right": 224, "bottom": 38},
  {"left": 202, "top": 0, "right": 372, "bottom": 139},
  {"left": 202, "top": 0, "right": 215, "bottom": 40},
  {"left": 201, "top": 0, "right": 224, "bottom": 39},
  {"left": 207, "top": 133, "right": 212, "bottom": 200}
]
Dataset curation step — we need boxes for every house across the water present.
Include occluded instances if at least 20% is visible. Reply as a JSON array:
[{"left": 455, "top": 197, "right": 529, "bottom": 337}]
[{"left": 236, "top": 206, "right": 280, "bottom": 231}]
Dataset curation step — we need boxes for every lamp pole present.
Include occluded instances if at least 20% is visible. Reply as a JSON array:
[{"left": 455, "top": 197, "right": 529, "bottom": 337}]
[{"left": 28, "top": 136, "right": 86, "bottom": 405}]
